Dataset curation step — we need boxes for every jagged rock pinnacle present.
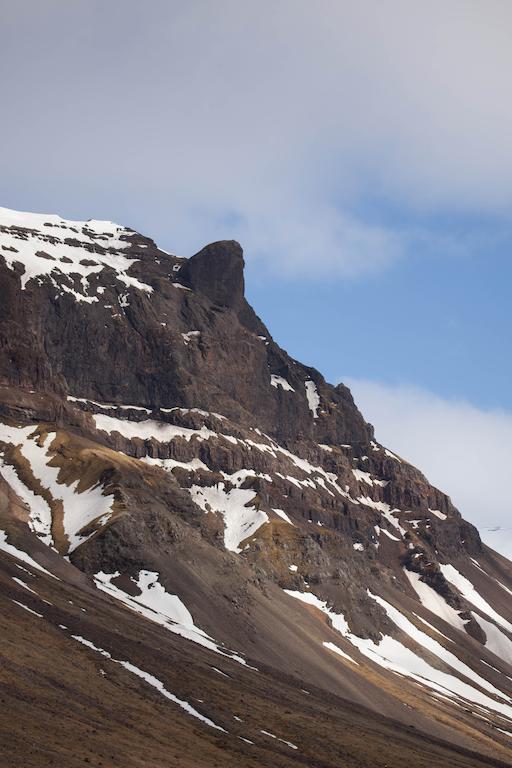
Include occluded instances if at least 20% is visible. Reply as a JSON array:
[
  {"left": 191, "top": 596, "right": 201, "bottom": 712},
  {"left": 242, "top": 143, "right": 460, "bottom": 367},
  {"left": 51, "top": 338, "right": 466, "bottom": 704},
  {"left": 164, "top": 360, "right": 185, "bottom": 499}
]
[{"left": 181, "top": 240, "right": 245, "bottom": 309}]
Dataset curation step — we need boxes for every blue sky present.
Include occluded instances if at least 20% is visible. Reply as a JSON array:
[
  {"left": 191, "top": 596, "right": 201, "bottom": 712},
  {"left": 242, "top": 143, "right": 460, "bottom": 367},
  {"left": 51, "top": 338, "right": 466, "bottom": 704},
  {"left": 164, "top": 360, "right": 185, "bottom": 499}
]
[
  {"left": 247, "top": 241, "right": 512, "bottom": 411},
  {"left": 1, "top": 1, "right": 511, "bottom": 550}
]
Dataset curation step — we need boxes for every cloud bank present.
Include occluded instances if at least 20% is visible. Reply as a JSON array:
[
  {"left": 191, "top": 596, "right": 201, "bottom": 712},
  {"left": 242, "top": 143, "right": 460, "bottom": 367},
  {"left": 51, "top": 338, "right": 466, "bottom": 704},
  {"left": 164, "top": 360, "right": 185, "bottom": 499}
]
[
  {"left": 2, "top": 1, "right": 512, "bottom": 274},
  {"left": 346, "top": 378, "right": 512, "bottom": 559}
]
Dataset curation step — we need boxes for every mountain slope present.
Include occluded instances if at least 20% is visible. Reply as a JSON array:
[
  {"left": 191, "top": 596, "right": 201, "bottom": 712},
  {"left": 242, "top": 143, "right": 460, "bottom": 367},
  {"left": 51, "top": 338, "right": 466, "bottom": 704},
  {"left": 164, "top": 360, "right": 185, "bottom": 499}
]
[{"left": 0, "top": 206, "right": 511, "bottom": 766}]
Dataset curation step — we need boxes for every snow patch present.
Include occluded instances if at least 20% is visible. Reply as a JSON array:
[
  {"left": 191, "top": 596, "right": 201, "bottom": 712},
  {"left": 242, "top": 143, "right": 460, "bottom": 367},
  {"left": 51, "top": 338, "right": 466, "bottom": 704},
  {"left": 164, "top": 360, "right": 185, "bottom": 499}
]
[
  {"left": 440, "top": 564, "right": 512, "bottom": 634},
  {"left": 12, "top": 600, "right": 43, "bottom": 618},
  {"left": 94, "top": 570, "right": 250, "bottom": 667},
  {"left": 429, "top": 508, "right": 448, "bottom": 521},
  {"left": 323, "top": 641, "right": 359, "bottom": 665},
  {"left": 181, "top": 330, "right": 200, "bottom": 345},
  {"left": 0, "top": 423, "right": 114, "bottom": 552},
  {"left": 475, "top": 614, "right": 512, "bottom": 665},
  {"left": 304, "top": 380, "right": 320, "bottom": 418},
  {"left": 270, "top": 375, "right": 295, "bottom": 392},
  {"left": 69, "top": 632, "right": 225, "bottom": 730},
  {"left": 142, "top": 456, "right": 210, "bottom": 473},
  {"left": 272, "top": 508, "right": 294, "bottom": 525},
  {"left": 260, "top": 730, "right": 298, "bottom": 749},
  {"left": 189, "top": 484, "right": 268, "bottom": 552},
  {"left": 285, "top": 588, "right": 512, "bottom": 720},
  {"left": 0, "top": 530, "right": 56, "bottom": 578},
  {"left": 0, "top": 456, "right": 53, "bottom": 546},
  {"left": 94, "top": 414, "right": 217, "bottom": 443},
  {"left": 352, "top": 469, "right": 388, "bottom": 487},
  {"left": 0, "top": 206, "right": 153, "bottom": 299},
  {"left": 404, "top": 570, "right": 466, "bottom": 633}
]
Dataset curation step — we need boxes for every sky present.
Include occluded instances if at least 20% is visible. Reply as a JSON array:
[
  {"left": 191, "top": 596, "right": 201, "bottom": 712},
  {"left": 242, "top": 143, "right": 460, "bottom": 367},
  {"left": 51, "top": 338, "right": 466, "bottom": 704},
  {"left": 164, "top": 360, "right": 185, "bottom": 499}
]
[{"left": 1, "top": 1, "right": 511, "bottom": 553}]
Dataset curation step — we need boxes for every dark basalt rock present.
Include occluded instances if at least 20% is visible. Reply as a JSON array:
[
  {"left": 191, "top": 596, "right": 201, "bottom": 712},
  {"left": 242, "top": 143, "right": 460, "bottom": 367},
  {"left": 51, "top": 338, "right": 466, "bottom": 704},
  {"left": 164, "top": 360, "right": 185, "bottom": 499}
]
[
  {"left": 180, "top": 240, "right": 245, "bottom": 309},
  {"left": 461, "top": 612, "right": 487, "bottom": 644},
  {"left": 2, "top": 210, "right": 512, "bottom": 767},
  {"left": 0, "top": 230, "right": 373, "bottom": 447}
]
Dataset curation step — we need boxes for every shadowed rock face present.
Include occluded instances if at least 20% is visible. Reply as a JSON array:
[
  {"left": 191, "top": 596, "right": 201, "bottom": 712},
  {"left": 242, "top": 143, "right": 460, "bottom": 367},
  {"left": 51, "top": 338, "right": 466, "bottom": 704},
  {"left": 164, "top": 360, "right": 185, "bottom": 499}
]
[
  {"left": 0, "top": 219, "right": 372, "bottom": 445},
  {"left": 0, "top": 207, "right": 512, "bottom": 767},
  {"left": 181, "top": 240, "right": 245, "bottom": 309}
]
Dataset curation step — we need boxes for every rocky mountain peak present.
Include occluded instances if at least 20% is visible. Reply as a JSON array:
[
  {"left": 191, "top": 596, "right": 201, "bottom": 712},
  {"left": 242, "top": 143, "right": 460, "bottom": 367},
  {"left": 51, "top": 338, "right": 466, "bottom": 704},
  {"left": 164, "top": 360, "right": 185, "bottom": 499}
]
[
  {"left": 181, "top": 240, "right": 245, "bottom": 309},
  {"left": 0, "top": 207, "right": 511, "bottom": 766}
]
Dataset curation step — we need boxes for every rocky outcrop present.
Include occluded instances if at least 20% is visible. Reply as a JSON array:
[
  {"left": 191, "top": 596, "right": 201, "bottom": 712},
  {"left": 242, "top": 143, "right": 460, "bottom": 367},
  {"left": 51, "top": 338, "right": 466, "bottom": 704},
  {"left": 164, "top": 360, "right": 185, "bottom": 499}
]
[{"left": 180, "top": 240, "right": 245, "bottom": 309}]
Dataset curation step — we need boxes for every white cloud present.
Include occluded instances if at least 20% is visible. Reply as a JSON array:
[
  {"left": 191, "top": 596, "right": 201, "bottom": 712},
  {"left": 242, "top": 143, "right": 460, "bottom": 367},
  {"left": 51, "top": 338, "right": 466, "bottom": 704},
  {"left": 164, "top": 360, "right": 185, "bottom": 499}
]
[
  {"left": 345, "top": 378, "right": 512, "bottom": 560},
  {"left": 228, "top": 206, "right": 403, "bottom": 278},
  {"left": 1, "top": 1, "right": 512, "bottom": 274}
]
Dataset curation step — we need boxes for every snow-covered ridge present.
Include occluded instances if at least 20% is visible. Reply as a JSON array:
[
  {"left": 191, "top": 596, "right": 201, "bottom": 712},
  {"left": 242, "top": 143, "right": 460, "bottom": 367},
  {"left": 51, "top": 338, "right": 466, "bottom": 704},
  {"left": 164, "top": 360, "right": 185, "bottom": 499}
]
[
  {"left": 0, "top": 206, "right": 129, "bottom": 239},
  {"left": 0, "top": 206, "right": 153, "bottom": 299}
]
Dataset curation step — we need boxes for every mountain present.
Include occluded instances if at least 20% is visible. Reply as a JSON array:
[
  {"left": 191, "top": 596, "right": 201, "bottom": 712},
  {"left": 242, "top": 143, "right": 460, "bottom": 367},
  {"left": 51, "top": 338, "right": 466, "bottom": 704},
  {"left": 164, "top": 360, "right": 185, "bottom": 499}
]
[{"left": 0, "top": 205, "right": 511, "bottom": 768}]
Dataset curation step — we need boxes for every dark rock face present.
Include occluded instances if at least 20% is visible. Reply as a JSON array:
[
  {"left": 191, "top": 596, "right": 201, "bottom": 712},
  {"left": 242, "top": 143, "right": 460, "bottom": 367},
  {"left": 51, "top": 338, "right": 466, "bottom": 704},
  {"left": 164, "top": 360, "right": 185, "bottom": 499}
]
[
  {"left": 1, "top": 208, "right": 512, "bottom": 766},
  {"left": 180, "top": 240, "right": 245, "bottom": 309},
  {"left": 0, "top": 221, "right": 372, "bottom": 446}
]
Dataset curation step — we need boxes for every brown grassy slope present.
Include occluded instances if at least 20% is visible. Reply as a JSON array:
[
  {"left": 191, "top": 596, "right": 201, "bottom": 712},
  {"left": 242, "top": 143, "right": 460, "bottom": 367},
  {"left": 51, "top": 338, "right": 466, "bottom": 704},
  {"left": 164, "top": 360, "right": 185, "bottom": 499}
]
[{"left": 0, "top": 549, "right": 511, "bottom": 768}]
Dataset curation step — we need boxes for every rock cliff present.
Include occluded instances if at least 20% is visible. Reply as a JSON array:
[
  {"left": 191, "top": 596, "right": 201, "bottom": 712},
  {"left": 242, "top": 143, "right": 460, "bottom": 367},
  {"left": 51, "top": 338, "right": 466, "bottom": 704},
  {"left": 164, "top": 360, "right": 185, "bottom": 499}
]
[{"left": 0, "top": 206, "right": 511, "bottom": 767}]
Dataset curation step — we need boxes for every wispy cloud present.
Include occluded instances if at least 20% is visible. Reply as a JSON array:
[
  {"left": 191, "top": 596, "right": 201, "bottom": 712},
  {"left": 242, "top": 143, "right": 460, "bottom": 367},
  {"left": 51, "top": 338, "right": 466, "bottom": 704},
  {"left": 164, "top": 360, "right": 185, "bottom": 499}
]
[
  {"left": 345, "top": 378, "right": 512, "bottom": 558},
  {"left": 2, "top": 1, "right": 512, "bottom": 275}
]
